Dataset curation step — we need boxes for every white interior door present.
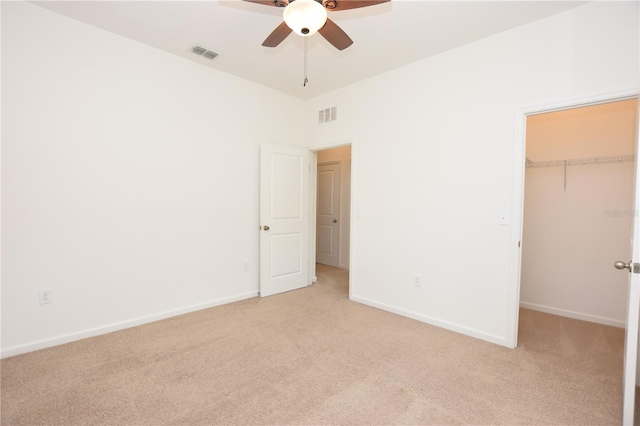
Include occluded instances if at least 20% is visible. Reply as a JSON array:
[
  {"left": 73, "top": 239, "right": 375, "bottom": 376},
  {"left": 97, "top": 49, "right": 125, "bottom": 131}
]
[
  {"left": 316, "top": 163, "right": 340, "bottom": 267},
  {"left": 259, "top": 143, "right": 309, "bottom": 297},
  {"left": 621, "top": 103, "right": 640, "bottom": 425}
]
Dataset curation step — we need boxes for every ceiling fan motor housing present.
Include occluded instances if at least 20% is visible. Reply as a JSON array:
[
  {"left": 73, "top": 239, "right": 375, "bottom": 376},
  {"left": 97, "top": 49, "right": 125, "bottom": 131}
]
[{"left": 278, "top": 0, "right": 336, "bottom": 9}]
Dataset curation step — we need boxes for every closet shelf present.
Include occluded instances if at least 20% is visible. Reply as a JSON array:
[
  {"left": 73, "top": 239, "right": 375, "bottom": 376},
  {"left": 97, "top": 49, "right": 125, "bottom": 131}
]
[{"left": 526, "top": 154, "right": 635, "bottom": 168}]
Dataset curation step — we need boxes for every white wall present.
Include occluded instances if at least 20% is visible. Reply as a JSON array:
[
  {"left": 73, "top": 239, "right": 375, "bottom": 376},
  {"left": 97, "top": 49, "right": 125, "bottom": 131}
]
[
  {"left": 317, "top": 146, "right": 351, "bottom": 269},
  {"left": 305, "top": 1, "right": 639, "bottom": 346},
  {"left": 521, "top": 101, "right": 637, "bottom": 327},
  {"left": 1, "top": 2, "right": 305, "bottom": 357}
]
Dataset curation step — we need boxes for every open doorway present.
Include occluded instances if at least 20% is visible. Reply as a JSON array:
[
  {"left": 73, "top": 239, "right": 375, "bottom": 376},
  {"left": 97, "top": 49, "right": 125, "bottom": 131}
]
[
  {"left": 520, "top": 99, "right": 637, "bottom": 329},
  {"left": 314, "top": 145, "right": 352, "bottom": 297},
  {"left": 517, "top": 97, "right": 639, "bottom": 423}
]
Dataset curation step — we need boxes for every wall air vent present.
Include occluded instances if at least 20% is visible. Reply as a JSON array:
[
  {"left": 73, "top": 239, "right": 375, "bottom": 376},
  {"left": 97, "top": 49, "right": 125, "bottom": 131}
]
[
  {"left": 191, "top": 44, "right": 219, "bottom": 60},
  {"left": 318, "top": 106, "right": 337, "bottom": 125}
]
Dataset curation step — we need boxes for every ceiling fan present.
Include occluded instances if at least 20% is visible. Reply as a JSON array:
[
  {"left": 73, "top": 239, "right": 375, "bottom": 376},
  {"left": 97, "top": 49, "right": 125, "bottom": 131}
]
[{"left": 243, "top": 0, "right": 390, "bottom": 51}]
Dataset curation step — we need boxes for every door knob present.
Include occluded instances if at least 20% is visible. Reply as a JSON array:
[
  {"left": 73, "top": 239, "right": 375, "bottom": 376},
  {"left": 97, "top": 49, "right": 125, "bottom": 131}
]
[
  {"left": 614, "top": 260, "right": 632, "bottom": 271},
  {"left": 262, "top": 225, "right": 270, "bottom": 231},
  {"left": 333, "top": 219, "right": 337, "bottom": 223}
]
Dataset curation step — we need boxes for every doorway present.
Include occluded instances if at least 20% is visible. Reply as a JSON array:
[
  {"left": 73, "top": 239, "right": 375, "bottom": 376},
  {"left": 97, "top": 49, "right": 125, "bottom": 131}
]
[
  {"left": 314, "top": 145, "right": 352, "bottom": 295},
  {"left": 515, "top": 97, "right": 639, "bottom": 422},
  {"left": 259, "top": 143, "right": 353, "bottom": 298},
  {"left": 520, "top": 99, "right": 637, "bottom": 328}
]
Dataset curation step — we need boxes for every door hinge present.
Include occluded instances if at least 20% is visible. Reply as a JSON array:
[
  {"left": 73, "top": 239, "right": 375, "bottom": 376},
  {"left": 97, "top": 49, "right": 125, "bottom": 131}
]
[{"left": 634, "top": 263, "right": 640, "bottom": 274}]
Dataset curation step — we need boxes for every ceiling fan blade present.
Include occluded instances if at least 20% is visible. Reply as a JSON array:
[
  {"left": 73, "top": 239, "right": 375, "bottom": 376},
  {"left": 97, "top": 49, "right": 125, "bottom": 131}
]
[
  {"left": 243, "top": 0, "right": 286, "bottom": 7},
  {"left": 262, "top": 21, "right": 293, "bottom": 47},
  {"left": 318, "top": 18, "right": 353, "bottom": 51},
  {"left": 329, "top": 0, "right": 389, "bottom": 11}
]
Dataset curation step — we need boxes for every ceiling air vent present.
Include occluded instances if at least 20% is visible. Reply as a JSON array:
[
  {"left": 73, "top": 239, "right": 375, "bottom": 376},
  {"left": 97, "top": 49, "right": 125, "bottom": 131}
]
[
  {"left": 202, "top": 50, "right": 218, "bottom": 60},
  {"left": 191, "top": 44, "right": 219, "bottom": 60},
  {"left": 318, "top": 106, "right": 337, "bottom": 125}
]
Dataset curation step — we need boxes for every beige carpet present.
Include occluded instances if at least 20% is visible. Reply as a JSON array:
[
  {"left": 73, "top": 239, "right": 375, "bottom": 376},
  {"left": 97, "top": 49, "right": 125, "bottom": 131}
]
[{"left": 1, "top": 264, "right": 625, "bottom": 425}]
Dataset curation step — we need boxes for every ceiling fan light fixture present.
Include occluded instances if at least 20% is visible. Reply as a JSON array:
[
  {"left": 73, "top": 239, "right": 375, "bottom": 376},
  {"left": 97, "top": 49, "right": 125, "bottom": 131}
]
[{"left": 283, "top": 0, "right": 327, "bottom": 37}]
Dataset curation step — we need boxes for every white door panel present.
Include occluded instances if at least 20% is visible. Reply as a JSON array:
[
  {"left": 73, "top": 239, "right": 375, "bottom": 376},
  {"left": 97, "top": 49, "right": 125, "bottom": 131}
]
[
  {"left": 317, "top": 225, "right": 333, "bottom": 254},
  {"left": 270, "top": 233, "right": 302, "bottom": 278},
  {"left": 318, "top": 171, "right": 334, "bottom": 215},
  {"left": 316, "top": 163, "right": 340, "bottom": 267},
  {"left": 260, "top": 144, "right": 309, "bottom": 297},
  {"left": 271, "top": 154, "right": 302, "bottom": 219}
]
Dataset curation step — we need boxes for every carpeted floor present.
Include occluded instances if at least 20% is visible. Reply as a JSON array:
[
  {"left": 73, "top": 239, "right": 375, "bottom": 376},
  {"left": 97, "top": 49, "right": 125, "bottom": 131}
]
[{"left": 1, "top": 264, "right": 626, "bottom": 425}]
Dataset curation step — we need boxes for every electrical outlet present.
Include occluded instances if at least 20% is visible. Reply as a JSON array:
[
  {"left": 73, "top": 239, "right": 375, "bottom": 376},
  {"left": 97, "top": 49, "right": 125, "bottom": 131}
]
[
  {"left": 413, "top": 275, "right": 421, "bottom": 287},
  {"left": 243, "top": 260, "right": 249, "bottom": 272},
  {"left": 39, "top": 288, "right": 52, "bottom": 305}
]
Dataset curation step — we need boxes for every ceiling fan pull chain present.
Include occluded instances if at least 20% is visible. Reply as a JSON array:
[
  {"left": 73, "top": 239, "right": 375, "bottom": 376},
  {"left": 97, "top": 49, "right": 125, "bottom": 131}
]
[{"left": 303, "top": 37, "right": 309, "bottom": 87}]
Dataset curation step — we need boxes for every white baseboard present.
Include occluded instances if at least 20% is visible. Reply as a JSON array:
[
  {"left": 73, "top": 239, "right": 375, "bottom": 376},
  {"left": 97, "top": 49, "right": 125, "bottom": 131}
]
[
  {"left": 1, "top": 291, "right": 258, "bottom": 359},
  {"left": 350, "top": 294, "right": 508, "bottom": 347},
  {"left": 519, "top": 301, "right": 625, "bottom": 328}
]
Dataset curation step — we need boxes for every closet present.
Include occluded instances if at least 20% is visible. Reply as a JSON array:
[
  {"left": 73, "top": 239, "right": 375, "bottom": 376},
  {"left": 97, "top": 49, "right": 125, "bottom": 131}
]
[{"left": 520, "top": 99, "right": 638, "bottom": 327}]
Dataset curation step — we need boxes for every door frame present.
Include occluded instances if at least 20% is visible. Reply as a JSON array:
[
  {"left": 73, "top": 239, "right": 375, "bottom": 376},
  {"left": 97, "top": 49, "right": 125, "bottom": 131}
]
[
  {"left": 308, "top": 139, "right": 354, "bottom": 299},
  {"left": 507, "top": 89, "right": 639, "bottom": 349}
]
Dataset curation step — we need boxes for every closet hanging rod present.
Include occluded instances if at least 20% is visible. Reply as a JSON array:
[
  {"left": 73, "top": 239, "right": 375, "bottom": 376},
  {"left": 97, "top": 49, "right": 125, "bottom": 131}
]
[{"left": 526, "top": 154, "right": 635, "bottom": 168}]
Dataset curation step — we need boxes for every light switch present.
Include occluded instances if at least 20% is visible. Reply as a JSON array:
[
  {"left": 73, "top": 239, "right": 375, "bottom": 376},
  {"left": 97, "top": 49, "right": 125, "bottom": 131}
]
[{"left": 498, "top": 209, "right": 510, "bottom": 226}]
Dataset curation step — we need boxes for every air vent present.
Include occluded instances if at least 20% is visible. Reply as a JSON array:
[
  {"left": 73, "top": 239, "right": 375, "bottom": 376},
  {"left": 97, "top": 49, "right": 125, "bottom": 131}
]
[
  {"left": 202, "top": 50, "right": 218, "bottom": 60},
  {"left": 318, "top": 106, "right": 337, "bottom": 125},
  {"left": 191, "top": 45, "right": 207, "bottom": 55},
  {"left": 191, "top": 44, "right": 219, "bottom": 60}
]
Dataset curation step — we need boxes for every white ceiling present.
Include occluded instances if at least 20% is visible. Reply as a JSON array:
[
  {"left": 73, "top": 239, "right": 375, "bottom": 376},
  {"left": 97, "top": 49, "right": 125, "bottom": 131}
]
[{"left": 33, "top": 0, "right": 587, "bottom": 100}]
